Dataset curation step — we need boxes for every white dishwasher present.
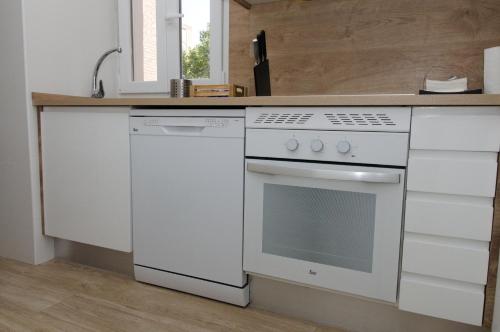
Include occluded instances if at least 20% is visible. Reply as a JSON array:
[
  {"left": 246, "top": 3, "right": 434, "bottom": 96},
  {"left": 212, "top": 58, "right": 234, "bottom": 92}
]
[{"left": 130, "top": 109, "right": 249, "bottom": 306}]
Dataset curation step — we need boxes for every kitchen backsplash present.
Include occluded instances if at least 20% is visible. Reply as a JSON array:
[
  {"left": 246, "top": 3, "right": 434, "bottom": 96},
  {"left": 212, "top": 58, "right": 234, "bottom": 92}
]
[{"left": 229, "top": 0, "right": 500, "bottom": 96}]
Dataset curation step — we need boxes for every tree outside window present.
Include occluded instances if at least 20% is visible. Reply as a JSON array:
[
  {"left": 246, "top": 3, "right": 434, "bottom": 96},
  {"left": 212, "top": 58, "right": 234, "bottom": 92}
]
[{"left": 182, "top": 26, "right": 210, "bottom": 79}]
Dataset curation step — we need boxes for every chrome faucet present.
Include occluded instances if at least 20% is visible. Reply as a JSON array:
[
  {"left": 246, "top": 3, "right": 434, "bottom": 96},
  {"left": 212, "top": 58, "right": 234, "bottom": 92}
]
[{"left": 91, "top": 47, "right": 122, "bottom": 98}]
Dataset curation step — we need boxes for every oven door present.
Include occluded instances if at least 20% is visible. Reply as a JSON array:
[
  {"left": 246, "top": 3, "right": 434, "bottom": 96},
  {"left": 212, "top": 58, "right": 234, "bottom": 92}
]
[{"left": 244, "top": 159, "right": 405, "bottom": 302}]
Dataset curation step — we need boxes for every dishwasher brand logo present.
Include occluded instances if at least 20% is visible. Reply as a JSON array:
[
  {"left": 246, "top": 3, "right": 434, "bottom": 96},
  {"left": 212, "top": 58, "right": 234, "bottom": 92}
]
[{"left": 309, "top": 269, "right": 317, "bottom": 276}]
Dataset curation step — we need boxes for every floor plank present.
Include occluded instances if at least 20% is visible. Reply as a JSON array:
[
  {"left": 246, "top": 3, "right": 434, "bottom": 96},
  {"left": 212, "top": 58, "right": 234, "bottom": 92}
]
[{"left": 0, "top": 258, "right": 344, "bottom": 332}]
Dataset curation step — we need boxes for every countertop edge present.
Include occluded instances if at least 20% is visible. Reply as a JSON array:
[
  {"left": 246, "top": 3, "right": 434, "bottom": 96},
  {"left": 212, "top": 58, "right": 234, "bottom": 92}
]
[{"left": 32, "top": 92, "right": 500, "bottom": 107}]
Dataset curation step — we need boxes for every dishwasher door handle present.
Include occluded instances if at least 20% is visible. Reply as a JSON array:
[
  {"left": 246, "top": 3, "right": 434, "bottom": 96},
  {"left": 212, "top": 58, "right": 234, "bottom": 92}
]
[
  {"left": 247, "top": 161, "right": 400, "bottom": 184},
  {"left": 159, "top": 125, "right": 206, "bottom": 135}
]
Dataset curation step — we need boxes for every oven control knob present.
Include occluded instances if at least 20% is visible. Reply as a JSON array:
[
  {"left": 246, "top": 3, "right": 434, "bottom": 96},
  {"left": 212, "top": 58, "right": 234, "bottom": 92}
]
[
  {"left": 336, "top": 140, "right": 351, "bottom": 154},
  {"left": 310, "top": 139, "right": 324, "bottom": 152},
  {"left": 286, "top": 138, "right": 299, "bottom": 151}
]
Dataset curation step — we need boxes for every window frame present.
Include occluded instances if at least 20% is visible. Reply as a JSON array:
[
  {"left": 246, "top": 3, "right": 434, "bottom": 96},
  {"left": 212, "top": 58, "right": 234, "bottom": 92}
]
[{"left": 118, "top": 0, "right": 228, "bottom": 94}]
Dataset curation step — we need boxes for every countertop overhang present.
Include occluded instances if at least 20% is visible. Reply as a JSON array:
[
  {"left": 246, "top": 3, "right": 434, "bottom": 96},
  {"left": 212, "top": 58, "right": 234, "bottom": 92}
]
[{"left": 32, "top": 92, "right": 500, "bottom": 107}]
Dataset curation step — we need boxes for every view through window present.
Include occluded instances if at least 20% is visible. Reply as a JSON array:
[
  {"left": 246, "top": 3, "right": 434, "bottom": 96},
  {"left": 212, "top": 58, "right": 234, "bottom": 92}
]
[
  {"left": 120, "top": 0, "right": 225, "bottom": 92},
  {"left": 181, "top": 0, "right": 211, "bottom": 80}
]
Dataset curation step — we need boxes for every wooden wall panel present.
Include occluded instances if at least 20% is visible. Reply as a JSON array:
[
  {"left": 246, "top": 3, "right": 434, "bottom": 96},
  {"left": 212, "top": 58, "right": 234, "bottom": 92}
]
[
  {"left": 230, "top": 1, "right": 255, "bottom": 95},
  {"left": 484, "top": 155, "right": 500, "bottom": 328},
  {"left": 229, "top": 0, "right": 500, "bottom": 95}
]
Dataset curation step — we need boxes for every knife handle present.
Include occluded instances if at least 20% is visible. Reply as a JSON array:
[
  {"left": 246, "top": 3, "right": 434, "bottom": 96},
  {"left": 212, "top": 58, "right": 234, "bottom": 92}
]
[
  {"left": 256, "top": 32, "right": 263, "bottom": 64},
  {"left": 252, "top": 39, "right": 260, "bottom": 65},
  {"left": 260, "top": 30, "right": 267, "bottom": 60}
]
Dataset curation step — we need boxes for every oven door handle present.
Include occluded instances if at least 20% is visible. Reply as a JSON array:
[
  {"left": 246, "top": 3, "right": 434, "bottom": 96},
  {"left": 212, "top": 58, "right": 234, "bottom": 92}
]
[{"left": 247, "top": 161, "right": 400, "bottom": 184}]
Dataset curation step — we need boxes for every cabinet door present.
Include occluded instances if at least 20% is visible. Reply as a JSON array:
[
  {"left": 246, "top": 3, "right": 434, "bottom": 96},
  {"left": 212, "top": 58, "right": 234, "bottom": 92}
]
[{"left": 41, "top": 107, "right": 131, "bottom": 252}]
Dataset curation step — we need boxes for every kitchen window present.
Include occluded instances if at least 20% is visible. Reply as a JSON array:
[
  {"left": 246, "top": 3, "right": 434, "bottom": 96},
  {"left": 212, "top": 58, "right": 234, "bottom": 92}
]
[{"left": 118, "top": 0, "right": 228, "bottom": 94}]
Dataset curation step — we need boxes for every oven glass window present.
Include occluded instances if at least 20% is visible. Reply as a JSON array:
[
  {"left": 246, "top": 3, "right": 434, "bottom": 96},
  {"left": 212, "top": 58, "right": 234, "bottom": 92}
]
[{"left": 262, "top": 184, "right": 376, "bottom": 273}]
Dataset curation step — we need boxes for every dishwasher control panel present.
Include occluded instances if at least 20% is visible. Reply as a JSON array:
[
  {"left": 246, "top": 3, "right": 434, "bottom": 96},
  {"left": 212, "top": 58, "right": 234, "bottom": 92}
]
[
  {"left": 204, "top": 118, "right": 229, "bottom": 128},
  {"left": 130, "top": 116, "right": 244, "bottom": 138},
  {"left": 142, "top": 118, "right": 230, "bottom": 128}
]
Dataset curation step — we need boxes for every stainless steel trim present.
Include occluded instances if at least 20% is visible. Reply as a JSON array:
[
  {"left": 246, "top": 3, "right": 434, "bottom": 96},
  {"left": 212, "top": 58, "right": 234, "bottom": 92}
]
[
  {"left": 91, "top": 47, "right": 122, "bottom": 98},
  {"left": 170, "top": 79, "right": 192, "bottom": 98},
  {"left": 247, "top": 161, "right": 400, "bottom": 184}
]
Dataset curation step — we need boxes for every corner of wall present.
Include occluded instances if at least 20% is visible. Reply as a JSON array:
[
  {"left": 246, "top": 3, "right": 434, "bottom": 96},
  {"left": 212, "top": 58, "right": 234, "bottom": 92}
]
[{"left": 20, "top": 0, "right": 54, "bottom": 265}]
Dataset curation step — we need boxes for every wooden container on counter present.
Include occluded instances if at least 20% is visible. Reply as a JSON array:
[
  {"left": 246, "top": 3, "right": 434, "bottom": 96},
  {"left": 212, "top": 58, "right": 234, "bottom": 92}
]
[{"left": 190, "top": 84, "right": 248, "bottom": 97}]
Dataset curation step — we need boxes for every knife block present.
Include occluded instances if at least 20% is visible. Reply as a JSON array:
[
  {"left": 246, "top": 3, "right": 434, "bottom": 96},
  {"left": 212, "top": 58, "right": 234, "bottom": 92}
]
[{"left": 254, "top": 60, "right": 271, "bottom": 96}]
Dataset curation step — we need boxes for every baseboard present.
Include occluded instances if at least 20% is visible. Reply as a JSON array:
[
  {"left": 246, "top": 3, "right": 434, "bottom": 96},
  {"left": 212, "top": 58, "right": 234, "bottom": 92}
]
[{"left": 134, "top": 265, "right": 250, "bottom": 307}]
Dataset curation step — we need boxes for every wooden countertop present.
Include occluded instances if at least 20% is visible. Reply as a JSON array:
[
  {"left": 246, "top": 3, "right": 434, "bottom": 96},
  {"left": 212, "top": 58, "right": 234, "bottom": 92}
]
[{"left": 32, "top": 92, "right": 500, "bottom": 107}]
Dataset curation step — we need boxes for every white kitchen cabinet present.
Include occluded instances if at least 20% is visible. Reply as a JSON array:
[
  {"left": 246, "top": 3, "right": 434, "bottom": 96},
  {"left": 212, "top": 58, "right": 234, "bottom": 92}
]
[
  {"left": 399, "top": 273, "right": 485, "bottom": 326},
  {"left": 41, "top": 107, "right": 131, "bottom": 252},
  {"left": 405, "top": 192, "right": 493, "bottom": 241},
  {"left": 399, "top": 107, "right": 500, "bottom": 326},
  {"left": 410, "top": 107, "right": 500, "bottom": 151},
  {"left": 407, "top": 150, "right": 497, "bottom": 197},
  {"left": 402, "top": 233, "right": 489, "bottom": 284}
]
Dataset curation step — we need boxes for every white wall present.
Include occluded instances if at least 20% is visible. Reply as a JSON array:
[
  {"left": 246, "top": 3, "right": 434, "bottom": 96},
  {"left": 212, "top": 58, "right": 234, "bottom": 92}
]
[
  {"left": 0, "top": 0, "right": 37, "bottom": 264},
  {"left": 0, "top": 0, "right": 120, "bottom": 264},
  {"left": 22, "top": 0, "right": 119, "bottom": 98}
]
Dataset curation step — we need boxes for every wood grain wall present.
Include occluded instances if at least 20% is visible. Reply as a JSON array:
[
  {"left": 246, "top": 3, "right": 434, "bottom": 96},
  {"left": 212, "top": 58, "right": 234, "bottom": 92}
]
[
  {"left": 229, "top": 0, "right": 500, "bottom": 96},
  {"left": 484, "top": 156, "right": 500, "bottom": 327}
]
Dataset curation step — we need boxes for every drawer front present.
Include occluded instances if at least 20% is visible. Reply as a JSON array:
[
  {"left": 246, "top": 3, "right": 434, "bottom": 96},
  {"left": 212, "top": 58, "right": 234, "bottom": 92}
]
[
  {"left": 407, "top": 150, "right": 498, "bottom": 197},
  {"left": 399, "top": 273, "right": 484, "bottom": 326},
  {"left": 405, "top": 192, "right": 494, "bottom": 241},
  {"left": 402, "top": 234, "right": 489, "bottom": 284},
  {"left": 411, "top": 107, "right": 500, "bottom": 152}
]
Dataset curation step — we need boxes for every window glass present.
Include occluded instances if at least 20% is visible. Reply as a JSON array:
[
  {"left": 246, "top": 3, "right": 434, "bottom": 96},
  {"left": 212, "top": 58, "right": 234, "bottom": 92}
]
[
  {"left": 262, "top": 184, "right": 376, "bottom": 273},
  {"left": 131, "top": 0, "right": 157, "bottom": 82},
  {"left": 119, "top": 0, "right": 225, "bottom": 93},
  {"left": 181, "top": 0, "right": 211, "bottom": 79}
]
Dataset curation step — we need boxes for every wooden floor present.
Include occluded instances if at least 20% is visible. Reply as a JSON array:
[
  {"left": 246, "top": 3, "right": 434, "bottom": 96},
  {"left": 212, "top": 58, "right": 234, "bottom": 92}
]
[{"left": 0, "top": 258, "right": 344, "bottom": 331}]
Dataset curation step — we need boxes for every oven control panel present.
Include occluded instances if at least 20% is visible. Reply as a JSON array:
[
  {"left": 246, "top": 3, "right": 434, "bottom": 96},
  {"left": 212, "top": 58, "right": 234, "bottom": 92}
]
[{"left": 246, "top": 129, "right": 409, "bottom": 167}]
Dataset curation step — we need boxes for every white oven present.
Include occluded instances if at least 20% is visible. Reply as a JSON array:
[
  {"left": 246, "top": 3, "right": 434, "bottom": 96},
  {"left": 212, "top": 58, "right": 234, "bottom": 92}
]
[{"left": 243, "top": 107, "right": 411, "bottom": 303}]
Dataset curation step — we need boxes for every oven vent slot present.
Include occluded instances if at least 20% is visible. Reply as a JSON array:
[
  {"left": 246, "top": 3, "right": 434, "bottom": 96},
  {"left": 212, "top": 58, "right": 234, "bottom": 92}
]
[
  {"left": 324, "top": 113, "right": 396, "bottom": 126},
  {"left": 253, "top": 113, "right": 314, "bottom": 125}
]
